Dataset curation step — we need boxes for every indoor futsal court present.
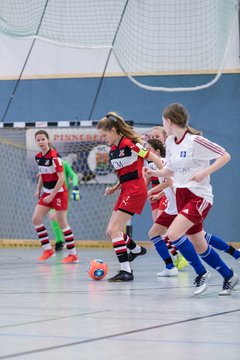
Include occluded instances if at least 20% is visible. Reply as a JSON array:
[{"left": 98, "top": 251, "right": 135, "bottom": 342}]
[
  {"left": 0, "top": 247, "right": 239, "bottom": 359},
  {"left": 0, "top": 1, "right": 240, "bottom": 359}
]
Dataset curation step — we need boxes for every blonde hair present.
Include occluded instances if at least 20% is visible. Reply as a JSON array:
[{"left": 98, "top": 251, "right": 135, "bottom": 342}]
[
  {"left": 162, "top": 103, "right": 202, "bottom": 135},
  {"left": 151, "top": 125, "right": 167, "bottom": 139},
  {"left": 97, "top": 112, "right": 142, "bottom": 143}
]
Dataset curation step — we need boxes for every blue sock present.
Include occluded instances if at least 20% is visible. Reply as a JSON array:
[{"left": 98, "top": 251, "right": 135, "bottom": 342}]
[
  {"left": 151, "top": 236, "right": 174, "bottom": 269},
  {"left": 172, "top": 236, "right": 206, "bottom": 275},
  {"left": 206, "top": 233, "right": 240, "bottom": 260},
  {"left": 200, "top": 245, "right": 233, "bottom": 280}
]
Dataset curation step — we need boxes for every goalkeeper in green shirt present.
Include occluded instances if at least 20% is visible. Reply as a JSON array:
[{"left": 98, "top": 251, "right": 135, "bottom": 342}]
[{"left": 48, "top": 159, "right": 80, "bottom": 251}]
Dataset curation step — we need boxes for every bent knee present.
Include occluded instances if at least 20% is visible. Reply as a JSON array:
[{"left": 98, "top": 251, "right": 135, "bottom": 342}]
[{"left": 148, "top": 229, "right": 155, "bottom": 240}]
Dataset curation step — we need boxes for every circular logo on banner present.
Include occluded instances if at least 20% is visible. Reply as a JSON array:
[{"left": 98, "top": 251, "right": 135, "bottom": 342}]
[{"left": 87, "top": 145, "right": 110, "bottom": 176}]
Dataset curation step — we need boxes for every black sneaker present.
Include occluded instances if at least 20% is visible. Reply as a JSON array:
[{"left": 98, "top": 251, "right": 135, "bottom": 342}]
[
  {"left": 108, "top": 270, "right": 134, "bottom": 282},
  {"left": 55, "top": 242, "right": 64, "bottom": 252},
  {"left": 128, "top": 246, "right": 147, "bottom": 262}
]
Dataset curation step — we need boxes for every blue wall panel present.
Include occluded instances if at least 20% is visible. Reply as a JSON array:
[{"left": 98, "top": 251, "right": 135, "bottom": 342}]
[{"left": 0, "top": 73, "right": 239, "bottom": 242}]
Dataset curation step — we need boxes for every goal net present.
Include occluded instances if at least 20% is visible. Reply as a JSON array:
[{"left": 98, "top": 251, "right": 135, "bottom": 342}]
[
  {"left": 0, "top": 123, "right": 151, "bottom": 243},
  {"left": 0, "top": 124, "right": 117, "bottom": 243},
  {"left": 0, "top": 0, "right": 238, "bottom": 91}
]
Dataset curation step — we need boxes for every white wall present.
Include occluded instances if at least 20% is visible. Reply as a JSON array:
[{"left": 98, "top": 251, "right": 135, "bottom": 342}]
[{"left": 0, "top": 20, "right": 239, "bottom": 79}]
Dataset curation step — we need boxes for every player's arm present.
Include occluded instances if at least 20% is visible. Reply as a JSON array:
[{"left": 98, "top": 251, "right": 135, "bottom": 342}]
[
  {"left": 64, "top": 161, "right": 80, "bottom": 200},
  {"left": 147, "top": 151, "right": 164, "bottom": 170},
  {"left": 65, "top": 161, "right": 79, "bottom": 187},
  {"left": 149, "top": 191, "right": 164, "bottom": 202},
  {"left": 129, "top": 140, "right": 164, "bottom": 170},
  {"left": 50, "top": 171, "right": 65, "bottom": 199},
  {"left": 148, "top": 178, "right": 172, "bottom": 197},
  {"left": 35, "top": 174, "right": 43, "bottom": 199},
  {"left": 42, "top": 171, "right": 65, "bottom": 204},
  {"left": 105, "top": 181, "right": 121, "bottom": 196},
  {"left": 146, "top": 167, "right": 174, "bottom": 178},
  {"left": 190, "top": 151, "right": 231, "bottom": 182}
]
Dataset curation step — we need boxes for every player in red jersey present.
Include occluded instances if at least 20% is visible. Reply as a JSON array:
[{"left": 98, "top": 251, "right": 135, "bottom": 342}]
[
  {"left": 32, "top": 130, "right": 78, "bottom": 263},
  {"left": 97, "top": 112, "right": 163, "bottom": 282},
  {"left": 151, "top": 103, "right": 239, "bottom": 295}
]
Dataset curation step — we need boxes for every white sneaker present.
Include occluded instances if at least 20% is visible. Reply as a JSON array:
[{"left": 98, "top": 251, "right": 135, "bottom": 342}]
[
  {"left": 194, "top": 271, "right": 211, "bottom": 295},
  {"left": 157, "top": 267, "right": 178, "bottom": 277},
  {"left": 219, "top": 272, "right": 239, "bottom": 296}
]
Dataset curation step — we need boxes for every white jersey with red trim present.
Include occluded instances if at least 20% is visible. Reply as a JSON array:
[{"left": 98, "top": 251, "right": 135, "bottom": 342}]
[
  {"left": 150, "top": 158, "right": 177, "bottom": 215},
  {"left": 165, "top": 132, "right": 226, "bottom": 204},
  {"left": 35, "top": 148, "right": 66, "bottom": 194},
  {"left": 110, "top": 137, "right": 150, "bottom": 183},
  {"left": 163, "top": 186, "right": 178, "bottom": 215}
]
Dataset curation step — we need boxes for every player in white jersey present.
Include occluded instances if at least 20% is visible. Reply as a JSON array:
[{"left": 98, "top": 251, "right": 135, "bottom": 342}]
[
  {"left": 144, "top": 138, "right": 168, "bottom": 222},
  {"left": 150, "top": 103, "right": 239, "bottom": 295},
  {"left": 145, "top": 138, "right": 188, "bottom": 273}
]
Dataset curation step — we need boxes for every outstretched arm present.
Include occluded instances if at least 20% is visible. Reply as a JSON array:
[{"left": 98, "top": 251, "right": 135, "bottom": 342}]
[
  {"left": 145, "top": 166, "right": 174, "bottom": 179},
  {"left": 190, "top": 152, "right": 231, "bottom": 182}
]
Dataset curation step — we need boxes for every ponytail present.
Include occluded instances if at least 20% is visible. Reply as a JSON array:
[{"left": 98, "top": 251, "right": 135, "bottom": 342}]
[{"left": 97, "top": 112, "right": 142, "bottom": 143}]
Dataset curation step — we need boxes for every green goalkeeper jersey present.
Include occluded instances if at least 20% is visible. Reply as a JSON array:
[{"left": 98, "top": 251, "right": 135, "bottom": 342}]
[{"left": 63, "top": 160, "right": 78, "bottom": 191}]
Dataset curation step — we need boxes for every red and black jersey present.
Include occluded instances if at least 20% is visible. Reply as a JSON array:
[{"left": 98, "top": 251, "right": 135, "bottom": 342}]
[
  {"left": 35, "top": 148, "right": 66, "bottom": 193},
  {"left": 110, "top": 137, "right": 150, "bottom": 183}
]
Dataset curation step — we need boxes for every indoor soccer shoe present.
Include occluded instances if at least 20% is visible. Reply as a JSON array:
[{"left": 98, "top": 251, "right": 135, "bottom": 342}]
[
  {"left": 61, "top": 254, "right": 79, "bottom": 264},
  {"left": 157, "top": 267, "right": 178, "bottom": 277},
  {"left": 219, "top": 272, "right": 239, "bottom": 296},
  {"left": 173, "top": 253, "right": 189, "bottom": 271},
  {"left": 108, "top": 270, "right": 134, "bottom": 282},
  {"left": 37, "top": 249, "right": 55, "bottom": 261},
  {"left": 194, "top": 271, "right": 211, "bottom": 295},
  {"left": 128, "top": 246, "right": 147, "bottom": 262}
]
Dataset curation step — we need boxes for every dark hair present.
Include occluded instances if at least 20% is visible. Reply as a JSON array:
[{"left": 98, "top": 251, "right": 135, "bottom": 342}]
[
  {"left": 97, "top": 111, "right": 142, "bottom": 143},
  {"left": 162, "top": 103, "right": 202, "bottom": 135},
  {"left": 35, "top": 130, "right": 52, "bottom": 147},
  {"left": 147, "top": 138, "right": 165, "bottom": 157}
]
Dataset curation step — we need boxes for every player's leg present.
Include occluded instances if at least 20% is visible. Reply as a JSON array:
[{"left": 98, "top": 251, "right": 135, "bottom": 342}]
[
  {"left": 55, "top": 210, "right": 78, "bottom": 264},
  {"left": 166, "top": 214, "right": 210, "bottom": 295},
  {"left": 148, "top": 222, "right": 178, "bottom": 277},
  {"left": 204, "top": 232, "right": 240, "bottom": 261},
  {"left": 32, "top": 204, "right": 54, "bottom": 261},
  {"left": 107, "top": 211, "right": 145, "bottom": 262},
  {"left": 189, "top": 231, "right": 239, "bottom": 295},
  {"left": 48, "top": 209, "right": 64, "bottom": 251},
  {"left": 106, "top": 210, "right": 134, "bottom": 282}
]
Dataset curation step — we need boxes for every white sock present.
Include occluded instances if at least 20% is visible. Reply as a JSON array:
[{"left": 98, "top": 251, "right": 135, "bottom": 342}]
[
  {"left": 131, "top": 245, "right": 141, "bottom": 254},
  {"left": 68, "top": 248, "right": 77, "bottom": 255},
  {"left": 120, "top": 261, "right": 131, "bottom": 273}
]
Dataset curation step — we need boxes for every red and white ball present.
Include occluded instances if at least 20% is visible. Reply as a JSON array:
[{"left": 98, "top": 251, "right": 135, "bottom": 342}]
[{"left": 88, "top": 259, "right": 108, "bottom": 280}]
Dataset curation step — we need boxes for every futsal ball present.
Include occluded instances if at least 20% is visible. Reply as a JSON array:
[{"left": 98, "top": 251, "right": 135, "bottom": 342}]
[{"left": 88, "top": 259, "right": 108, "bottom": 280}]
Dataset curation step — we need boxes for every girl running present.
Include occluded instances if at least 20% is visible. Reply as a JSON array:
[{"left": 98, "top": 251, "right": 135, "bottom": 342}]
[
  {"left": 149, "top": 103, "right": 239, "bottom": 295},
  {"left": 97, "top": 112, "right": 163, "bottom": 281},
  {"left": 145, "top": 138, "right": 188, "bottom": 272}
]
